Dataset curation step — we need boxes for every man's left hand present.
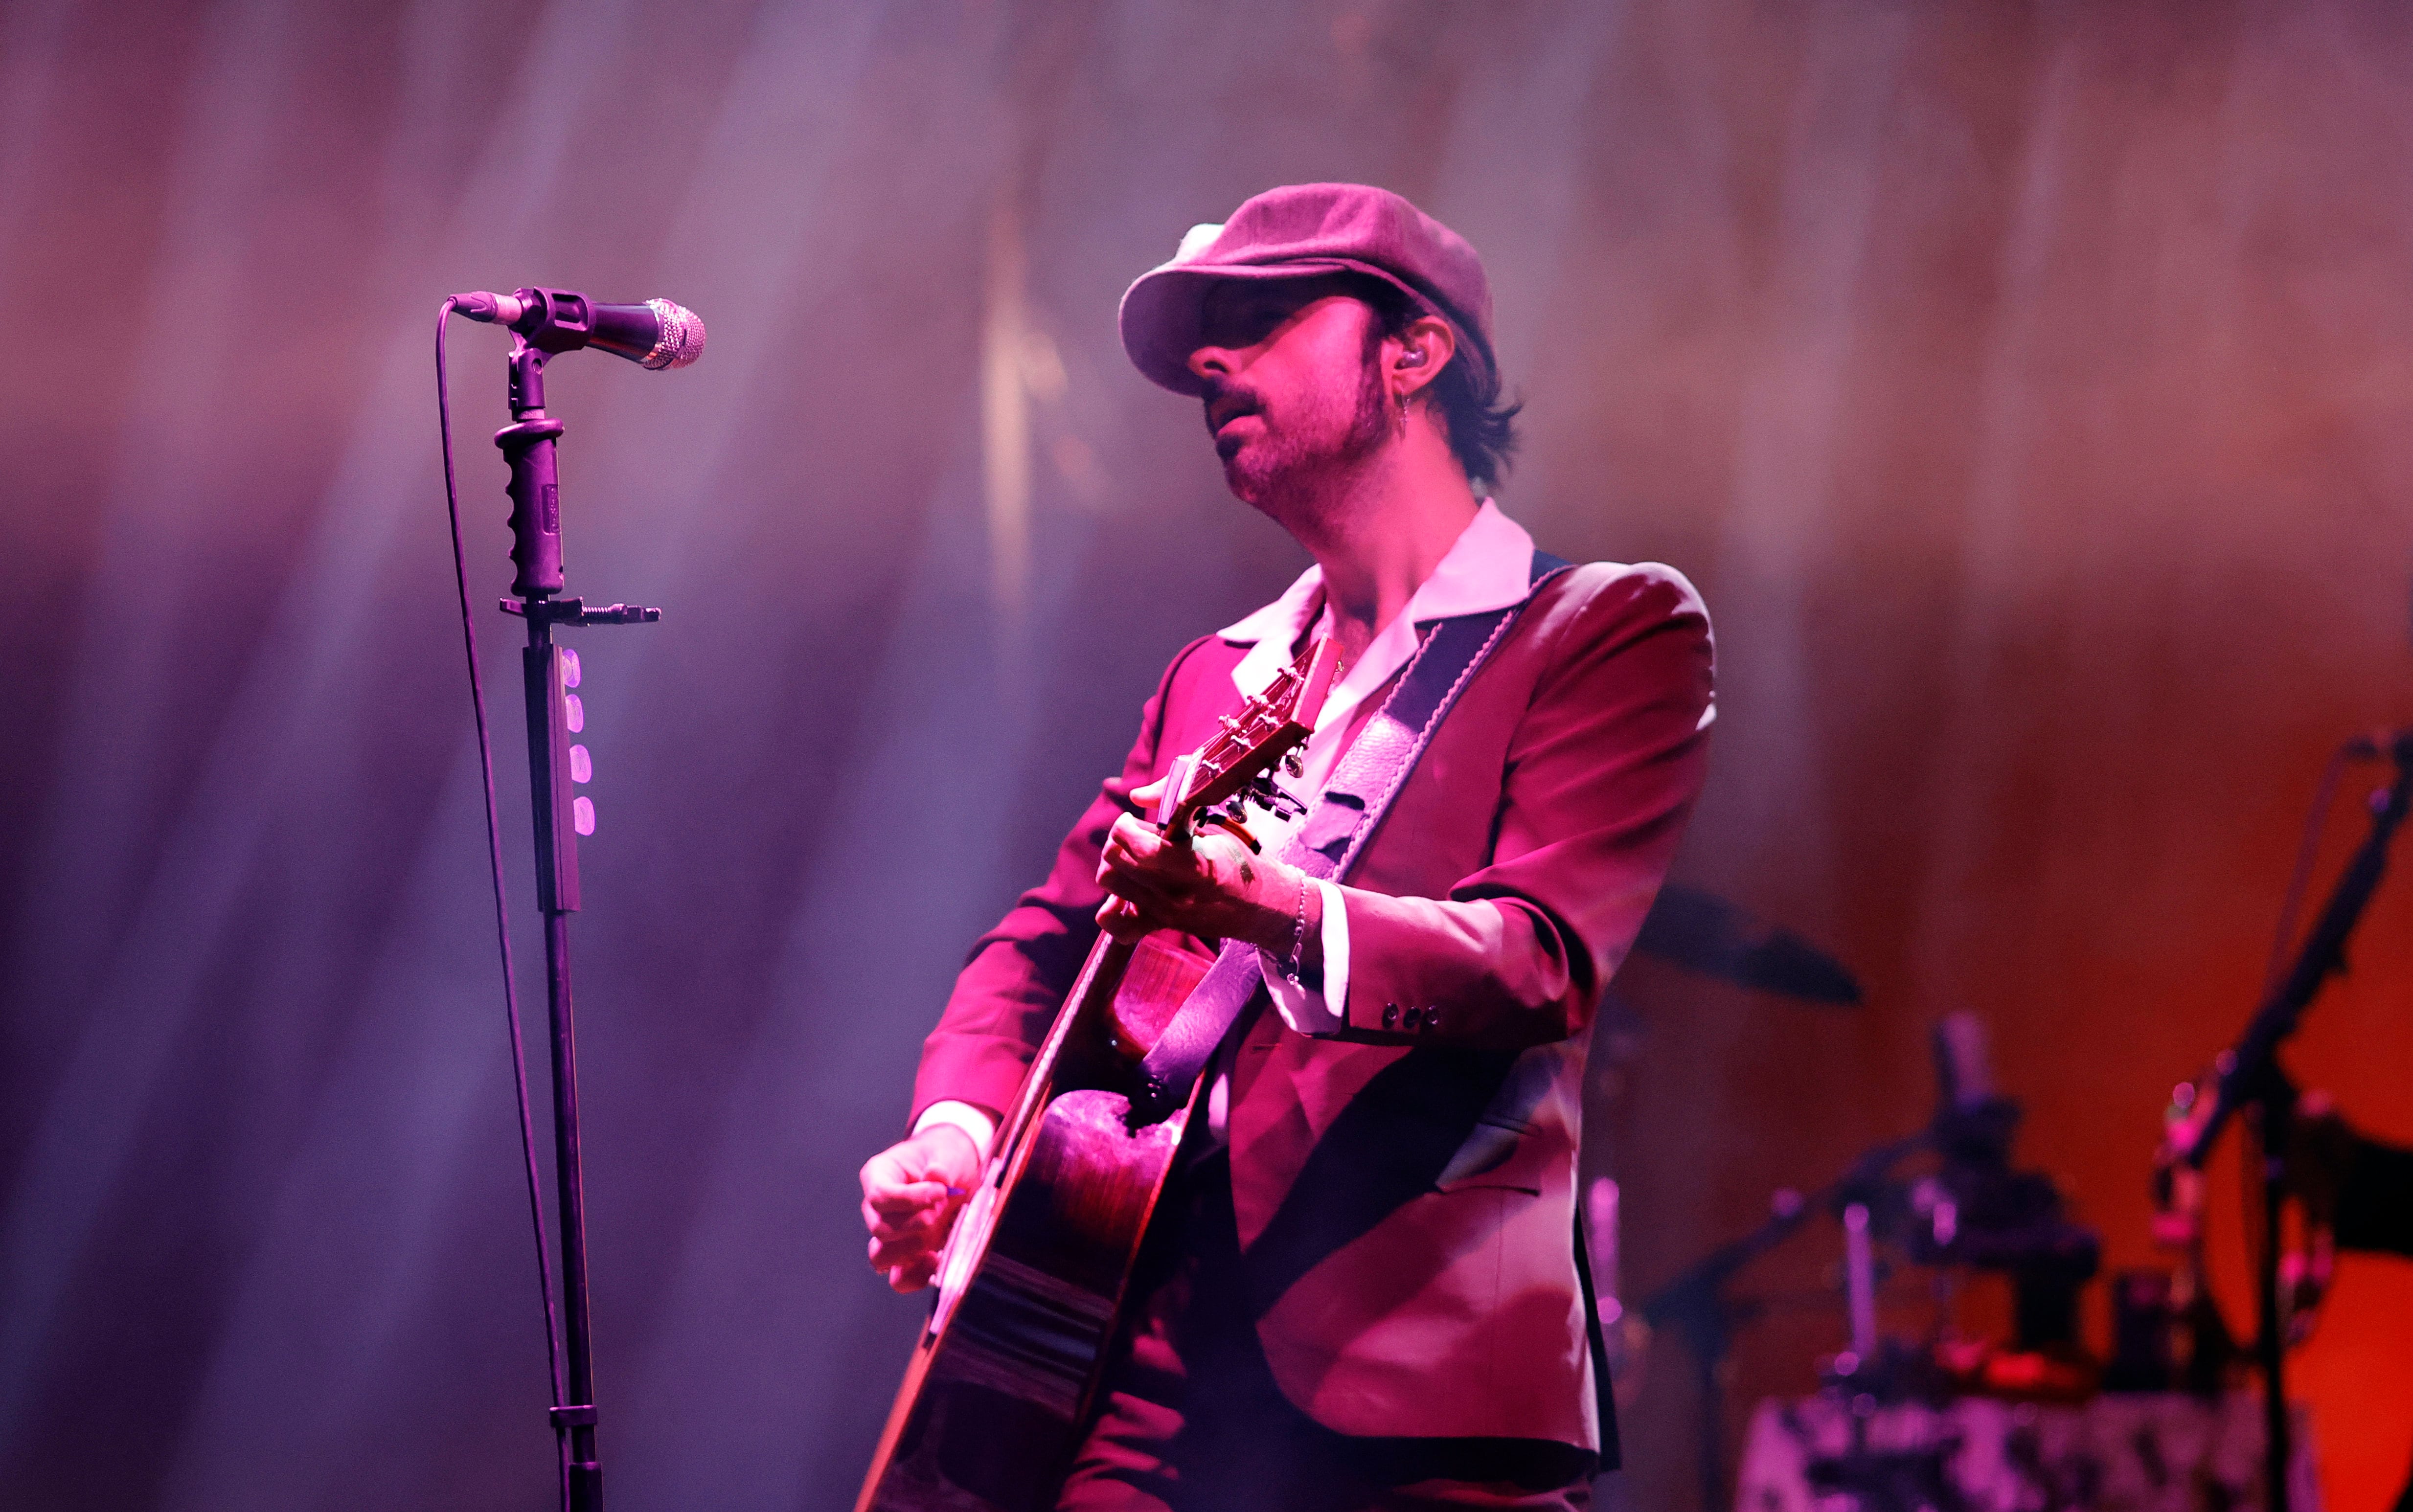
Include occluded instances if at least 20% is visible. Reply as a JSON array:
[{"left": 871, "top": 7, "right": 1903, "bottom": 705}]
[{"left": 1097, "top": 777, "right": 1303, "bottom": 950}]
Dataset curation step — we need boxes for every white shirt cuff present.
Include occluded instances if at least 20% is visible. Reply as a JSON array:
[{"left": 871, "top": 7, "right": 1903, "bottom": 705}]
[
  {"left": 912, "top": 1100, "right": 998, "bottom": 1158},
  {"left": 1259, "top": 879, "right": 1350, "bottom": 1036}
]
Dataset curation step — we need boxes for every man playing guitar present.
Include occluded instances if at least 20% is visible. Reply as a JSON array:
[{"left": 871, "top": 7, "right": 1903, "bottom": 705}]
[{"left": 859, "top": 182, "right": 1715, "bottom": 1512}]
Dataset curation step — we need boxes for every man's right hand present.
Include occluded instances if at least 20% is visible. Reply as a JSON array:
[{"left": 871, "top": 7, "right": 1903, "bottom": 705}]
[{"left": 859, "top": 1125, "right": 984, "bottom": 1293}]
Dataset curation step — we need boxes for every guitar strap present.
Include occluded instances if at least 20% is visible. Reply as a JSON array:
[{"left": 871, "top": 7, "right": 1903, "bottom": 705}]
[{"left": 1135, "top": 551, "right": 1574, "bottom": 1112}]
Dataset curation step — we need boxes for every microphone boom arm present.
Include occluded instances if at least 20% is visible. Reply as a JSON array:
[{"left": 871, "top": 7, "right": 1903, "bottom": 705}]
[{"left": 2184, "top": 744, "right": 2413, "bottom": 1171}]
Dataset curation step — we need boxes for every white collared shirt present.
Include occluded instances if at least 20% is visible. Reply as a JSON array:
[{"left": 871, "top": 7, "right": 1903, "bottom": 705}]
[
  {"left": 1222, "top": 497, "right": 1537, "bottom": 1040},
  {"left": 916, "top": 499, "right": 1539, "bottom": 1158}
]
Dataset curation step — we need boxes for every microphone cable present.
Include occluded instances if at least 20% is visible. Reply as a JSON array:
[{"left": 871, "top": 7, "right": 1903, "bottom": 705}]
[
  {"left": 434, "top": 297, "right": 571, "bottom": 1498},
  {"left": 2261, "top": 740, "right": 2363, "bottom": 998}
]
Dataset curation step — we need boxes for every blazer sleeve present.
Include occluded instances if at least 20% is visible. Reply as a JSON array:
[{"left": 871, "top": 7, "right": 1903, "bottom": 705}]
[
  {"left": 907, "top": 636, "right": 1216, "bottom": 1127},
  {"left": 1333, "top": 563, "right": 1714, "bottom": 1051}
]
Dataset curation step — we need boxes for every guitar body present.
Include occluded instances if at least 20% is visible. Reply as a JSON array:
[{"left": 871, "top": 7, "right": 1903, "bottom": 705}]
[{"left": 856, "top": 941, "right": 1211, "bottom": 1512}]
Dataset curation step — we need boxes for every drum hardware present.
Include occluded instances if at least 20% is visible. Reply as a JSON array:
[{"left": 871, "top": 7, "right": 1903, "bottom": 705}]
[{"left": 1638, "top": 1012, "right": 2101, "bottom": 1512}]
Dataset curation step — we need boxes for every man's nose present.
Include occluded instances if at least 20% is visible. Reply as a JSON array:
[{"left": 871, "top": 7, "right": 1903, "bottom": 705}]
[{"left": 1187, "top": 343, "right": 1237, "bottom": 383}]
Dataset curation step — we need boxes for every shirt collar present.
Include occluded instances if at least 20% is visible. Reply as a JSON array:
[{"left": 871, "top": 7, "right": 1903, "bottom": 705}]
[{"left": 1221, "top": 498, "right": 1537, "bottom": 699}]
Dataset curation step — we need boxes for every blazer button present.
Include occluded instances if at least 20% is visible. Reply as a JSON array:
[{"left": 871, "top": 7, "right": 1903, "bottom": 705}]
[
  {"left": 1422, "top": 1006, "right": 1440, "bottom": 1031},
  {"left": 1383, "top": 1003, "right": 1399, "bottom": 1028},
  {"left": 1403, "top": 1006, "right": 1422, "bottom": 1030}
]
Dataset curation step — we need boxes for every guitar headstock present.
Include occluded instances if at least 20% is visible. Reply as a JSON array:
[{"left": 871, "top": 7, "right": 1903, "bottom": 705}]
[{"left": 1152, "top": 637, "right": 1341, "bottom": 844}]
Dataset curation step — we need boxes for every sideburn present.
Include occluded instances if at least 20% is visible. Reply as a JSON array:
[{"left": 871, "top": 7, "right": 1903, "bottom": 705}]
[{"left": 1349, "top": 317, "right": 1397, "bottom": 454}]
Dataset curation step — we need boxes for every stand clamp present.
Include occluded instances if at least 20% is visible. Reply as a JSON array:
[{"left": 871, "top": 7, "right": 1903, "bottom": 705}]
[{"left": 501, "top": 597, "right": 663, "bottom": 627}]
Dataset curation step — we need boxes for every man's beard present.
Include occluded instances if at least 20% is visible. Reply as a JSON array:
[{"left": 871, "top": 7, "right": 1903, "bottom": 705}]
[{"left": 1206, "top": 356, "right": 1392, "bottom": 524}]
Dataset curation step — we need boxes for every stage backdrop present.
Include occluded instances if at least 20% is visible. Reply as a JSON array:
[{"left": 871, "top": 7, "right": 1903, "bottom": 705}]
[{"left": 4, "top": 1, "right": 2410, "bottom": 1509}]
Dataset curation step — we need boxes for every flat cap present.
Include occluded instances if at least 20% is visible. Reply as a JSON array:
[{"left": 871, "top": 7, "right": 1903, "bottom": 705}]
[{"left": 1118, "top": 182, "right": 1495, "bottom": 397}]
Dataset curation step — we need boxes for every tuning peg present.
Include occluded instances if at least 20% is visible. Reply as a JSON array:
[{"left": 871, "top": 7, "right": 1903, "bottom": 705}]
[
  {"left": 573, "top": 796, "right": 595, "bottom": 836},
  {"left": 561, "top": 647, "right": 582, "bottom": 688},
  {"left": 569, "top": 744, "right": 592, "bottom": 784},
  {"left": 564, "top": 693, "right": 585, "bottom": 734},
  {"left": 1247, "top": 776, "right": 1306, "bottom": 821},
  {"left": 1282, "top": 750, "right": 1304, "bottom": 778}
]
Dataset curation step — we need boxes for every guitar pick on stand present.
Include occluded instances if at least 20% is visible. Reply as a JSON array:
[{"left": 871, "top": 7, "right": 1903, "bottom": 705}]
[{"left": 499, "top": 601, "right": 660, "bottom": 849}]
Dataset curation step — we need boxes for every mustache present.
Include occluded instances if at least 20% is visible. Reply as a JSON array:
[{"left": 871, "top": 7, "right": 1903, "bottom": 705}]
[{"left": 1201, "top": 380, "right": 1261, "bottom": 430}]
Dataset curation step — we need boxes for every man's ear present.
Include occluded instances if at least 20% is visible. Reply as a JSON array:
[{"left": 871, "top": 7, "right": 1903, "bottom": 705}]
[{"left": 1392, "top": 315, "right": 1457, "bottom": 400}]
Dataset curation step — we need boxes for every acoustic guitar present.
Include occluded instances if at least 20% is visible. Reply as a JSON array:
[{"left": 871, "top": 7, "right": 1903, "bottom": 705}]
[{"left": 855, "top": 637, "right": 1339, "bottom": 1512}]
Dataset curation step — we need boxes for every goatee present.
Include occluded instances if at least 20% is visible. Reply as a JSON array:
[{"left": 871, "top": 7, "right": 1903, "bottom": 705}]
[{"left": 1214, "top": 358, "right": 1393, "bottom": 525}]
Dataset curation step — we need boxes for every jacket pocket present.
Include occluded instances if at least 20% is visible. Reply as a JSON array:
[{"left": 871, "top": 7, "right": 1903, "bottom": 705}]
[
  {"left": 1433, "top": 1118, "right": 1540, "bottom": 1192},
  {"left": 1431, "top": 1039, "right": 1577, "bottom": 1194}
]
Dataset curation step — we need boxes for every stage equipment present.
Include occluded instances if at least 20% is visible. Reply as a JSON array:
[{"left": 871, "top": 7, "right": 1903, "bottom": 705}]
[
  {"left": 1638, "top": 1012, "right": 2098, "bottom": 1512},
  {"left": 1638, "top": 1129, "right": 1920, "bottom": 1512},
  {"left": 434, "top": 286, "right": 703, "bottom": 1512},
  {"left": 2155, "top": 731, "right": 2413, "bottom": 1512},
  {"left": 1901, "top": 1016, "right": 2100, "bottom": 1362},
  {"left": 1632, "top": 884, "right": 1863, "bottom": 1005}
]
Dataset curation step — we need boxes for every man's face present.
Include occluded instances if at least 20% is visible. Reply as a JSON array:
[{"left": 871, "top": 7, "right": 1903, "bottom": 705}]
[{"left": 1186, "top": 275, "right": 1389, "bottom": 510}]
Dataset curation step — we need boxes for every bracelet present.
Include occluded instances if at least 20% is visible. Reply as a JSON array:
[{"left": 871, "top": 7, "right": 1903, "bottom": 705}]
[{"left": 1281, "top": 875, "right": 1310, "bottom": 984}]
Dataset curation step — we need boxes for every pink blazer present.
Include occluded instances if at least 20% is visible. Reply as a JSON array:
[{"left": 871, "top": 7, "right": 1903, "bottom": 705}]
[{"left": 912, "top": 561, "right": 1713, "bottom": 1450}]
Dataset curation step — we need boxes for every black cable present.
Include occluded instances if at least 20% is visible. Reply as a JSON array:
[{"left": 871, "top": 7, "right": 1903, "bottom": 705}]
[
  {"left": 2263, "top": 743, "right": 2358, "bottom": 995},
  {"left": 435, "top": 301, "right": 569, "bottom": 1468}
]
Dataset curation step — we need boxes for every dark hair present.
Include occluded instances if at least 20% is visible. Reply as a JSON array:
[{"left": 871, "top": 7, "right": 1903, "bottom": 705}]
[{"left": 1348, "top": 276, "right": 1521, "bottom": 487}]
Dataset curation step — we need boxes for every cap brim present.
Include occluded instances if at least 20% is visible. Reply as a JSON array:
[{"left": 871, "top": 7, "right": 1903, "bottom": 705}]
[{"left": 1118, "top": 257, "right": 1489, "bottom": 397}]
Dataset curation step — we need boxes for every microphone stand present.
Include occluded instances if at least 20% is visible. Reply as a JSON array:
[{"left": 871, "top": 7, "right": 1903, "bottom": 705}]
[
  {"left": 493, "top": 338, "right": 660, "bottom": 1512},
  {"left": 2180, "top": 738, "right": 2413, "bottom": 1512}
]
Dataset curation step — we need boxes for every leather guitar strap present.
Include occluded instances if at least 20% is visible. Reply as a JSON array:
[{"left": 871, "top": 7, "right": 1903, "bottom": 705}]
[{"left": 1135, "top": 554, "right": 1573, "bottom": 1113}]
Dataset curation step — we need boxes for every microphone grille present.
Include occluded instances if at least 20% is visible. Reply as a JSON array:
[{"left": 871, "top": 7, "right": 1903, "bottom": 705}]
[{"left": 641, "top": 298, "right": 706, "bottom": 370}]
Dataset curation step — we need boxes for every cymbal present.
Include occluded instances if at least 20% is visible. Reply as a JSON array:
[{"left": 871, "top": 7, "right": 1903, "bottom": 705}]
[{"left": 1632, "top": 884, "right": 1863, "bottom": 1006}]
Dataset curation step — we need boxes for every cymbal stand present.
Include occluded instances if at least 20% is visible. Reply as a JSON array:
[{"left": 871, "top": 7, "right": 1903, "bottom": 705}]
[{"left": 1639, "top": 1133, "right": 1926, "bottom": 1512}]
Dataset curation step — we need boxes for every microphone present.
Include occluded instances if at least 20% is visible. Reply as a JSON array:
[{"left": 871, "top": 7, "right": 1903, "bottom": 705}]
[
  {"left": 1932, "top": 1010, "right": 1995, "bottom": 1113},
  {"left": 452, "top": 286, "right": 705, "bottom": 370}
]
